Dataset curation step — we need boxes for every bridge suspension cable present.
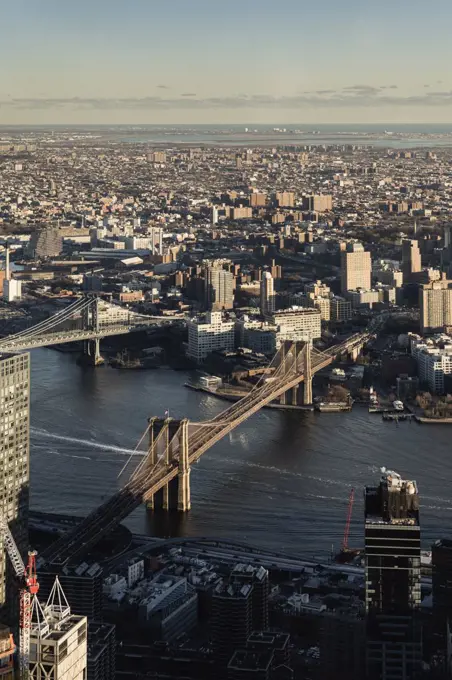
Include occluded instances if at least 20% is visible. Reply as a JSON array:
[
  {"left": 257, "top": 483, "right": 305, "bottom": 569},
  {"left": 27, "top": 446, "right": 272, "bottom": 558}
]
[{"left": 1, "top": 297, "right": 92, "bottom": 343}]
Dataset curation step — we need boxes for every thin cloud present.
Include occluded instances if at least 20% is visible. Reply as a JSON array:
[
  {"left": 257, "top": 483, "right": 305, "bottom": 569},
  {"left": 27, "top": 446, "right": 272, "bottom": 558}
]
[
  {"left": 343, "top": 85, "right": 381, "bottom": 95},
  {"left": 4, "top": 92, "right": 452, "bottom": 111}
]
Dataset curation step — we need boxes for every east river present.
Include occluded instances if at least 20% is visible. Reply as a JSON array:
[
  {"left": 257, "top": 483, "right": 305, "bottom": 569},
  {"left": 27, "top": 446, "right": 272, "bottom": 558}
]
[{"left": 29, "top": 349, "right": 452, "bottom": 560}]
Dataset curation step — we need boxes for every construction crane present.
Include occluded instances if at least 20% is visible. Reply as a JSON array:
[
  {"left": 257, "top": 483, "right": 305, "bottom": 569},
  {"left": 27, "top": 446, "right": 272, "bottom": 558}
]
[
  {"left": 342, "top": 487, "right": 355, "bottom": 552},
  {"left": 0, "top": 517, "right": 39, "bottom": 680}
]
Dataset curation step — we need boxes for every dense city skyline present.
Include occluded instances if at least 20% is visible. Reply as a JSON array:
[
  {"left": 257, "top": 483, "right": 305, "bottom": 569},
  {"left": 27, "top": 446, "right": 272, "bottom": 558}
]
[{"left": 2, "top": 0, "right": 452, "bottom": 124}]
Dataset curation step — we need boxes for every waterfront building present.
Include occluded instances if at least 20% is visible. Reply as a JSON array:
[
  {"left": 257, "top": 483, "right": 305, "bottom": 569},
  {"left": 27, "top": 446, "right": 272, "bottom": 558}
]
[
  {"left": 0, "top": 353, "right": 29, "bottom": 621},
  {"left": 420, "top": 279, "right": 452, "bottom": 333},
  {"left": 410, "top": 334, "right": 452, "bottom": 393},
  {"left": 187, "top": 312, "right": 235, "bottom": 362},
  {"left": 365, "top": 469, "right": 422, "bottom": 680},
  {"left": 402, "top": 239, "right": 422, "bottom": 283},
  {"left": 265, "top": 307, "right": 321, "bottom": 345},
  {"left": 340, "top": 243, "right": 371, "bottom": 293},
  {"left": 260, "top": 272, "right": 276, "bottom": 315}
]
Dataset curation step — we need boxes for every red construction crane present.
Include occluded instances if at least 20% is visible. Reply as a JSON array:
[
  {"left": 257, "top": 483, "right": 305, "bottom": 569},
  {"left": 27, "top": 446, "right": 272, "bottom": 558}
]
[
  {"left": 342, "top": 487, "right": 355, "bottom": 552},
  {"left": 1, "top": 517, "right": 39, "bottom": 680}
]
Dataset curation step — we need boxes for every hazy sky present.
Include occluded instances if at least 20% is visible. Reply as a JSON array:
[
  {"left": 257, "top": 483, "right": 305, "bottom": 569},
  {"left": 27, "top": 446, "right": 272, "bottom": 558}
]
[{"left": 2, "top": 0, "right": 452, "bottom": 125}]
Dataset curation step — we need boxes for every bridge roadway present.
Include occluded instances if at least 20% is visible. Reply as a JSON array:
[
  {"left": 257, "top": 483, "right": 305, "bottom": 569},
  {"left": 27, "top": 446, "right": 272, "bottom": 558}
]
[
  {"left": 41, "top": 333, "right": 370, "bottom": 567},
  {"left": 0, "top": 317, "right": 183, "bottom": 352}
]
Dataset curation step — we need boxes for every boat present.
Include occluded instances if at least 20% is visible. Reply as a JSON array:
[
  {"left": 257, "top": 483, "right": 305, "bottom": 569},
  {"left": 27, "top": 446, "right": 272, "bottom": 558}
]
[
  {"left": 392, "top": 400, "right": 404, "bottom": 411},
  {"left": 315, "top": 402, "right": 351, "bottom": 412},
  {"left": 330, "top": 368, "right": 347, "bottom": 382}
]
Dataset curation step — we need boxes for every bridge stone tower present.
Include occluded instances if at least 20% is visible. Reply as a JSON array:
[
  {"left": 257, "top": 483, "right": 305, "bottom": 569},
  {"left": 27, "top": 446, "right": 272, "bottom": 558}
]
[
  {"left": 146, "top": 417, "right": 191, "bottom": 512},
  {"left": 278, "top": 341, "right": 313, "bottom": 406}
]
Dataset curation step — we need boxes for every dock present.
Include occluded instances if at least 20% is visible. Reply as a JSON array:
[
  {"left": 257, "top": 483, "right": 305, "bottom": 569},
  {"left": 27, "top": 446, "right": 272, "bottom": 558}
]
[{"left": 382, "top": 412, "right": 417, "bottom": 422}]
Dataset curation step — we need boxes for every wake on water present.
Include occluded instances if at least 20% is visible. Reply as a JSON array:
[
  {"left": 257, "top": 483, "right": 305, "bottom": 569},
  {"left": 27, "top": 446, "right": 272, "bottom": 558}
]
[{"left": 30, "top": 427, "right": 146, "bottom": 457}]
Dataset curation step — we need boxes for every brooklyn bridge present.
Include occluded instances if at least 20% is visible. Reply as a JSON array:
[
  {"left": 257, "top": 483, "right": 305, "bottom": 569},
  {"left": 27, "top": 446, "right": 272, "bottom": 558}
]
[{"left": 37, "top": 330, "right": 371, "bottom": 567}]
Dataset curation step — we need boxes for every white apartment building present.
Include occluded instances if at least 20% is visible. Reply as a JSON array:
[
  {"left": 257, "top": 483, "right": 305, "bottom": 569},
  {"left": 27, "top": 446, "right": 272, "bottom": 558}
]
[
  {"left": 266, "top": 307, "right": 321, "bottom": 345},
  {"left": 3, "top": 279, "right": 22, "bottom": 302},
  {"left": 187, "top": 311, "right": 235, "bottom": 362},
  {"left": 411, "top": 334, "right": 452, "bottom": 393},
  {"left": 260, "top": 272, "right": 276, "bottom": 315}
]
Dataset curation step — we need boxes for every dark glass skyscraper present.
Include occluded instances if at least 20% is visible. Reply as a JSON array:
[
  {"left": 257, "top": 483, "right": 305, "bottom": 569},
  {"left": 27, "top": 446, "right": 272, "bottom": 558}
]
[{"left": 365, "top": 469, "right": 422, "bottom": 680}]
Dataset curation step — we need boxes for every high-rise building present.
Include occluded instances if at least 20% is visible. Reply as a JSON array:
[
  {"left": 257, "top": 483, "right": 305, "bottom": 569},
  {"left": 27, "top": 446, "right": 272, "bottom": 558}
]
[
  {"left": 38, "top": 562, "right": 103, "bottom": 621},
  {"left": 148, "top": 151, "right": 166, "bottom": 164},
  {"left": 420, "top": 279, "right": 452, "bottom": 333},
  {"left": 402, "top": 239, "right": 422, "bottom": 282},
  {"left": 302, "top": 194, "right": 333, "bottom": 212},
  {"left": 87, "top": 623, "right": 116, "bottom": 680},
  {"left": 0, "top": 625, "right": 15, "bottom": 679},
  {"left": 211, "top": 582, "right": 252, "bottom": 666},
  {"left": 27, "top": 225, "right": 63, "bottom": 260},
  {"left": 266, "top": 308, "right": 321, "bottom": 345},
  {"left": 30, "top": 577, "right": 88, "bottom": 680},
  {"left": 0, "top": 353, "right": 29, "bottom": 621},
  {"left": 187, "top": 312, "right": 235, "bottom": 363},
  {"left": 444, "top": 226, "right": 451, "bottom": 251},
  {"left": 260, "top": 273, "right": 276, "bottom": 316},
  {"left": 275, "top": 192, "right": 295, "bottom": 208},
  {"left": 330, "top": 297, "right": 353, "bottom": 323},
  {"left": 365, "top": 469, "right": 422, "bottom": 680},
  {"left": 340, "top": 243, "right": 371, "bottom": 293},
  {"left": 231, "top": 564, "right": 269, "bottom": 632},
  {"left": 432, "top": 539, "right": 452, "bottom": 641},
  {"left": 204, "top": 264, "right": 234, "bottom": 311},
  {"left": 319, "top": 612, "right": 365, "bottom": 680},
  {"left": 250, "top": 192, "right": 267, "bottom": 207}
]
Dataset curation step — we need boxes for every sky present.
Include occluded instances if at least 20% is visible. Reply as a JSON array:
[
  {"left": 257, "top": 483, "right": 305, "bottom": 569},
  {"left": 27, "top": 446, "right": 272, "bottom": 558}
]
[{"left": 2, "top": 0, "right": 452, "bottom": 125}]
